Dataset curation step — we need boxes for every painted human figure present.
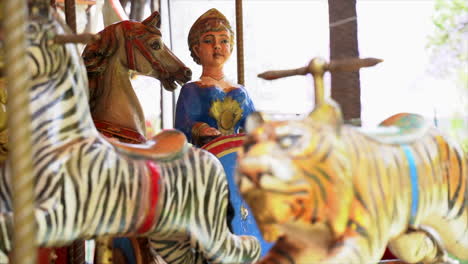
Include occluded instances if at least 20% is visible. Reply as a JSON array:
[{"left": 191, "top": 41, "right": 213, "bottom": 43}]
[
  {"left": 175, "top": 9, "right": 273, "bottom": 257},
  {"left": 174, "top": 8, "right": 255, "bottom": 147}
]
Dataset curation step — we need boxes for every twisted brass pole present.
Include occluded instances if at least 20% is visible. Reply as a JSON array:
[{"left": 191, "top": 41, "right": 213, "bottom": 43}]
[
  {"left": 2, "top": 0, "right": 37, "bottom": 263},
  {"left": 235, "top": 0, "right": 245, "bottom": 85}
]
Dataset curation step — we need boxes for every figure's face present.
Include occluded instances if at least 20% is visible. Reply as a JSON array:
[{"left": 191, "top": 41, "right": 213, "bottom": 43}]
[{"left": 194, "top": 30, "right": 231, "bottom": 67}]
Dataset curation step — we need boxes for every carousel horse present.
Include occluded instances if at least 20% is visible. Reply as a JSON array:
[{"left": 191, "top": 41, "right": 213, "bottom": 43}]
[
  {"left": 0, "top": 8, "right": 260, "bottom": 264},
  {"left": 82, "top": 11, "right": 192, "bottom": 140},
  {"left": 238, "top": 58, "right": 467, "bottom": 264},
  {"left": 82, "top": 11, "right": 192, "bottom": 263}
]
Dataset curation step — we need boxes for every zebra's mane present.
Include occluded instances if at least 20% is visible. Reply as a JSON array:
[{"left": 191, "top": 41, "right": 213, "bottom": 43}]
[{"left": 27, "top": 13, "right": 96, "bottom": 144}]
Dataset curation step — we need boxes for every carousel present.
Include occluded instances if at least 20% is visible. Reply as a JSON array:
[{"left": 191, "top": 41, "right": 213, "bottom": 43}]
[{"left": 0, "top": 0, "right": 467, "bottom": 264}]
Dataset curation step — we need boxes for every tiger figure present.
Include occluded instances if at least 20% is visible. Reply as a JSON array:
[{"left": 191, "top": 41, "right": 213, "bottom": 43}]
[{"left": 237, "top": 101, "right": 467, "bottom": 264}]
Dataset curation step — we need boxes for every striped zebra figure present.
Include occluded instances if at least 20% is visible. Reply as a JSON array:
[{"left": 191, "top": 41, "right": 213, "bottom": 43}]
[{"left": 0, "top": 9, "right": 260, "bottom": 264}]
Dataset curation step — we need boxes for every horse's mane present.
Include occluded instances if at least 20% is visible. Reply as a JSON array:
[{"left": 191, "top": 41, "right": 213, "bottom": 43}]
[
  {"left": 82, "top": 23, "right": 120, "bottom": 111},
  {"left": 82, "top": 24, "right": 120, "bottom": 77},
  {"left": 82, "top": 23, "right": 121, "bottom": 111}
]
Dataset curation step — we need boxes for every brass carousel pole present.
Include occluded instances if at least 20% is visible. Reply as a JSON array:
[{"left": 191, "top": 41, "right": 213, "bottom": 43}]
[
  {"left": 2, "top": 0, "right": 37, "bottom": 263},
  {"left": 235, "top": 0, "right": 245, "bottom": 85}
]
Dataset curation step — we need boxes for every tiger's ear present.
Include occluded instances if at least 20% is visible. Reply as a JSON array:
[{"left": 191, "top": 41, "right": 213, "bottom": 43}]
[
  {"left": 245, "top": 111, "right": 265, "bottom": 134},
  {"left": 307, "top": 100, "right": 343, "bottom": 134},
  {"left": 142, "top": 11, "right": 161, "bottom": 29}
]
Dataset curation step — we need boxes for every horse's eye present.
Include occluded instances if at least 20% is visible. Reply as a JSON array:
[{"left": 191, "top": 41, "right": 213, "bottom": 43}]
[{"left": 151, "top": 41, "right": 161, "bottom": 50}]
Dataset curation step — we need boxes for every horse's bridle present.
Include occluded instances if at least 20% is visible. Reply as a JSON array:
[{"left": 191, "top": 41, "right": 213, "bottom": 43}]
[{"left": 121, "top": 21, "right": 169, "bottom": 78}]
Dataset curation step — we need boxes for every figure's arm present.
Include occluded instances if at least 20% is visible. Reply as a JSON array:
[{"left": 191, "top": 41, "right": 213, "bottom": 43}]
[
  {"left": 174, "top": 85, "right": 220, "bottom": 146},
  {"left": 174, "top": 85, "right": 197, "bottom": 142}
]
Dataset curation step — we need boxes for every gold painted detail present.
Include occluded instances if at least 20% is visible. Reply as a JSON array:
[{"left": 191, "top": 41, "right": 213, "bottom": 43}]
[
  {"left": 204, "top": 135, "right": 246, "bottom": 152},
  {"left": 209, "top": 97, "right": 243, "bottom": 135},
  {"left": 95, "top": 237, "right": 113, "bottom": 264},
  {"left": 215, "top": 147, "right": 241, "bottom": 159},
  {"left": 240, "top": 204, "right": 249, "bottom": 220}
]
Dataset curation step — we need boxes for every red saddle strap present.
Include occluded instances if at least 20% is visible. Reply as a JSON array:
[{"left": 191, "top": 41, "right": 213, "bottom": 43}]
[
  {"left": 94, "top": 120, "right": 146, "bottom": 144},
  {"left": 137, "top": 161, "right": 161, "bottom": 234}
]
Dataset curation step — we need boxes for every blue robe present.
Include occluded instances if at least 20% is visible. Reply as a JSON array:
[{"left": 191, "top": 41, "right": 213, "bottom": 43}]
[
  {"left": 174, "top": 82, "right": 255, "bottom": 143},
  {"left": 175, "top": 82, "right": 273, "bottom": 256}
]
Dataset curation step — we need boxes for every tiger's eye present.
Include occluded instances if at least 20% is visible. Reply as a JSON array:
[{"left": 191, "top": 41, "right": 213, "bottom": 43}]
[
  {"left": 278, "top": 134, "right": 302, "bottom": 149},
  {"left": 280, "top": 137, "right": 293, "bottom": 148}
]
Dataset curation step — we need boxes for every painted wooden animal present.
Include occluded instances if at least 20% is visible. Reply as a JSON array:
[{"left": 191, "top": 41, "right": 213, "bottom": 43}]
[
  {"left": 82, "top": 11, "right": 192, "bottom": 139},
  {"left": 238, "top": 58, "right": 467, "bottom": 264},
  {"left": 0, "top": 9, "right": 259, "bottom": 264},
  {"left": 82, "top": 11, "right": 193, "bottom": 263}
]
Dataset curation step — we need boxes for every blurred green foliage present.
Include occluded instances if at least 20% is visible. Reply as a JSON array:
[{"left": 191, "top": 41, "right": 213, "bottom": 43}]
[
  {"left": 427, "top": 0, "right": 467, "bottom": 75},
  {"left": 427, "top": 0, "right": 468, "bottom": 152}
]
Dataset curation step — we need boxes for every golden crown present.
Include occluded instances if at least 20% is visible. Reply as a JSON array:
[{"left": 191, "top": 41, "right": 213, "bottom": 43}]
[{"left": 188, "top": 8, "right": 232, "bottom": 44}]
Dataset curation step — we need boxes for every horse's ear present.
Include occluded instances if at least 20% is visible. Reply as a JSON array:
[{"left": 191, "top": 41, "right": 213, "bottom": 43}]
[{"left": 142, "top": 11, "right": 161, "bottom": 29}]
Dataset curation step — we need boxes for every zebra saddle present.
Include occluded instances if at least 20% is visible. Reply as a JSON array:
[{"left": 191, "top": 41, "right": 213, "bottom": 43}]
[{"left": 110, "top": 129, "right": 189, "bottom": 162}]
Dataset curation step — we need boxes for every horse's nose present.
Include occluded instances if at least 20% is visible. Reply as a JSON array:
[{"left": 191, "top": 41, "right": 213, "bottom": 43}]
[{"left": 184, "top": 68, "right": 192, "bottom": 80}]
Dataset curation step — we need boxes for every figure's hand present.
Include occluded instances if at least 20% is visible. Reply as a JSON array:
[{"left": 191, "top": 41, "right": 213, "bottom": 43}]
[
  {"left": 200, "top": 126, "right": 221, "bottom": 137},
  {"left": 192, "top": 122, "right": 221, "bottom": 147}
]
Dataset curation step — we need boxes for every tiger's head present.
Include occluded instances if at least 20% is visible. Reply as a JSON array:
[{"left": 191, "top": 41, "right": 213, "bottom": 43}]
[{"left": 238, "top": 102, "right": 353, "bottom": 243}]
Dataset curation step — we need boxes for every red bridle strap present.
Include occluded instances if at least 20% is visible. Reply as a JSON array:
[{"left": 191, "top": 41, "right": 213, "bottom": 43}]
[{"left": 121, "top": 21, "right": 168, "bottom": 76}]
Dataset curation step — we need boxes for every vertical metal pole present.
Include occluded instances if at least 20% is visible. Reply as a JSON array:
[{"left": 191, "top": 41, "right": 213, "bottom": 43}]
[
  {"left": 160, "top": 0, "right": 167, "bottom": 129},
  {"left": 235, "top": 0, "right": 245, "bottom": 85},
  {"left": 328, "top": 0, "right": 361, "bottom": 121},
  {"left": 166, "top": 0, "right": 177, "bottom": 123},
  {"left": 65, "top": 0, "right": 77, "bottom": 33},
  {"left": 2, "top": 0, "right": 37, "bottom": 263}
]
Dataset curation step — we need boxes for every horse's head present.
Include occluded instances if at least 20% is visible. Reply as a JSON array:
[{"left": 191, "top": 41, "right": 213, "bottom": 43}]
[{"left": 83, "top": 11, "right": 191, "bottom": 92}]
